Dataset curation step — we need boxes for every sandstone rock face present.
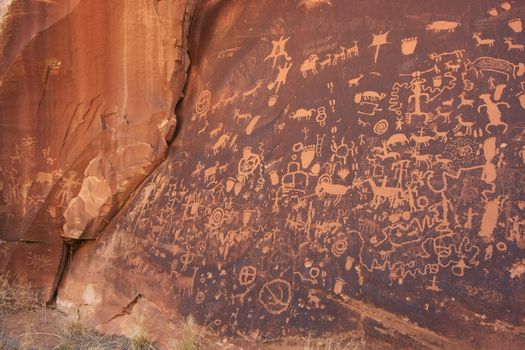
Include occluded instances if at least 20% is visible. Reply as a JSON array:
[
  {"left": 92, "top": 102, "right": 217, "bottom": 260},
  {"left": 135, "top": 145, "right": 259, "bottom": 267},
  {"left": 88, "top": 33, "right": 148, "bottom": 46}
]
[
  {"left": 3, "top": 0, "right": 525, "bottom": 349},
  {"left": 0, "top": 0, "right": 197, "bottom": 298}
]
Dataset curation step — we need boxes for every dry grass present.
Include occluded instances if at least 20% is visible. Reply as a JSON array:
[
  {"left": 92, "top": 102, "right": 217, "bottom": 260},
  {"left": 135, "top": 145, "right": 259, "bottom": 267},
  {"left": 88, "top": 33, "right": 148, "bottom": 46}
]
[
  {"left": 63, "top": 317, "right": 85, "bottom": 338},
  {"left": 130, "top": 312, "right": 159, "bottom": 350},
  {"left": 0, "top": 324, "right": 18, "bottom": 350},
  {"left": 0, "top": 273, "right": 41, "bottom": 318},
  {"left": 170, "top": 315, "right": 205, "bottom": 350},
  {"left": 0, "top": 274, "right": 365, "bottom": 350},
  {"left": 55, "top": 329, "right": 131, "bottom": 350},
  {"left": 0, "top": 274, "right": 133, "bottom": 350},
  {"left": 302, "top": 333, "right": 365, "bottom": 350},
  {"left": 17, "top": 323, "right": 35, "bottom": 350}
]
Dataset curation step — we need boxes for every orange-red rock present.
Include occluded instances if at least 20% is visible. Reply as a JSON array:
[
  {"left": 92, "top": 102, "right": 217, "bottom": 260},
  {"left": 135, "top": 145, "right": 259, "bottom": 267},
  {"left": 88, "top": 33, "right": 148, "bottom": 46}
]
[
  {"left": 2, "top": 0, "right": 525, "bottom": 349},
  {"left": 0, "top": 0, "right": 197, "bottom": 298}
]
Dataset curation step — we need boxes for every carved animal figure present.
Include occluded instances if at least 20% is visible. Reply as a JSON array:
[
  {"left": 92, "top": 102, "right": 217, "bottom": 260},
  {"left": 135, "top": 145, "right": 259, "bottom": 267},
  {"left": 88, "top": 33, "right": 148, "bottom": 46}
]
[
  {"left": 434, "top": 106, "right": 452, "bottom": 123},
  {"left": 445, "top": 60, "right": 461, "bottom": 72},
  {"left": 300, "top": 54, "right": 319, "bottom": 78},
  {"left": 223, "top": 90, "right": 240, "bottom": 105},
  {"left": 384, "top": 133, "right": 409, "bottom": 149},
  {"left": 442, "top": 97, "right": 454, "bottom": 106},
  {"left": 466, "top": 56, "right": 524, "bottom": 81},
  {"left": 242, "top": 80, "right": 263, "bottom": 100},
  {"left": 344, "top": 41, "right": 359, "bottom": 58},
  {"left": 289, "top": 108, "right": 316, "bottom": 121},
  {"left": 174, "top": 268, "right": 198, "bottom": 296},
  {"left": 365, "top": 178, "right": 402, "bottom": 209},
  {"left": 347, "top": 74, "right": 364, "bottom": 87},
  {"left": 372, "top": 146, "right": 400, "bottom": 161},
  {"left": 478, "top": 93, "right": 509, "bottom": 133},
  {"left": 409, "top": 148, "right": 433, "bottom": 169},
  {"left": 504, "top": 37, "right": 525, "bottom": 51},
  {"left": 212, "top": 133, "right": 231, "bottom": 154},
  {"left": 204, "top": 162, "right": 220, "bottom": 181},
  {"left": 426, "top": 21, "right": 461, "bottom": 32},
  {"left": 458, "top": 92, "right": 475, "bottom": 108},
  {"left": 432, "top": 126, "right": 448, "bottom": 142},
  {"left": 209, "top": 123, "right": 223, "bottom": 138},
  {"left": 453, "top": 115, "right": 475, "bottom": 135},
  {"left": 315, "top": 182, "right": 353, "bottom": 205},
  {"left": 355, "top": 91, "right": 386, "bottom": 102},
  {"left": 233, "top": 109, "right": 252, "bottom": 122},
  {"left": 410, "top": 133, "right": 432, "bottom": 148},
  {"left": 472, "top": 32, "right": 496, "bottom": 47},
  {"left": 319, "top": 54, "right": 333, "bottom": 69},
  {"left": 434, "top": 154, "right": 452, "bottom": 167},
  {"left": 332, "top": 47, "right": 347, "bottom": 64}
]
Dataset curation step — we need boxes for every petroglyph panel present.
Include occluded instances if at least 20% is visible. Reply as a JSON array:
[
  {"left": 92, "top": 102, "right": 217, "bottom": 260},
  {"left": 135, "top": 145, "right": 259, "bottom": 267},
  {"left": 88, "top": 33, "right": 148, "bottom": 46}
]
[{"left": 58, "top": 0, "right": 525, "bottom": 347}]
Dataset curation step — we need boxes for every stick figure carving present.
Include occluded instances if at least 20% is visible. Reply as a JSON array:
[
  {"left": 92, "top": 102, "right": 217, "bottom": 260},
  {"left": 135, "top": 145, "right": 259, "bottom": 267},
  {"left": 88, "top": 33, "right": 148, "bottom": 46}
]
[
  {"left": 264, "top": 36, "right": 291, "bottom": 68},
  {"left": 267, "top": 61, "right": 293, "bottom": 93},
  {"left": 406, "top": 77, "right": 431, "bottom": 123}
]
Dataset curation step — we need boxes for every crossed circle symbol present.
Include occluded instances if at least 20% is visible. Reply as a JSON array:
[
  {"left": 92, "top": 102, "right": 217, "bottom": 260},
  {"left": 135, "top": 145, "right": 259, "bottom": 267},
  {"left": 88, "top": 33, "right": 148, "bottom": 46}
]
[
  {"left": 259, "top": 279, "right": 292, "bottom": 315},
  {"left": 239, "top": 265, "right": 257, "bottom": 285}
]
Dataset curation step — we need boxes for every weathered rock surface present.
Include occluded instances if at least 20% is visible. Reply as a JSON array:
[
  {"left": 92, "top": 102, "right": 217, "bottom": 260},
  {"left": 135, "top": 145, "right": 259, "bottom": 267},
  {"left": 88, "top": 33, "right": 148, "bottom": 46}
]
[
  {"left": 0, "top": 0, "right": 197, "bottom": 298},
  {"left": 3, "top": 0, "right": 525, "bottom": 349}
]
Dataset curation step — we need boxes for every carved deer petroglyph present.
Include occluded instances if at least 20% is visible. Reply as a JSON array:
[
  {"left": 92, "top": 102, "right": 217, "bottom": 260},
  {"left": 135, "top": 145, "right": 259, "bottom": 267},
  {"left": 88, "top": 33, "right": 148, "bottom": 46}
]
[
  {"left": 472, "top": 32, "right": 496, "bottom": 47},
  {"left": 504, "top": 37, "right": 525, "bottom": 51},
  {"left": 458, "top": 92, "right": 475, "bottom": 108},
  {"left": 453, "top": 115, "right": 475, "bottom": 135},
  {"left": 434, "top": 106, "right": 452, "bottom": 123}
]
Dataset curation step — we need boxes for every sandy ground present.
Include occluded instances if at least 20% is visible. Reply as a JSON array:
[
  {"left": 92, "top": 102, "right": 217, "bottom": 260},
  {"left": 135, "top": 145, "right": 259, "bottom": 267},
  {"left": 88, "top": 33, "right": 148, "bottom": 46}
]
[{"left": 1, "top": 307, "right": 367, "bottom": 350}]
